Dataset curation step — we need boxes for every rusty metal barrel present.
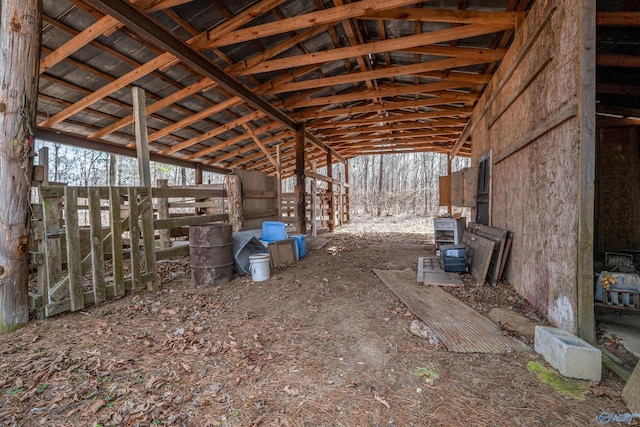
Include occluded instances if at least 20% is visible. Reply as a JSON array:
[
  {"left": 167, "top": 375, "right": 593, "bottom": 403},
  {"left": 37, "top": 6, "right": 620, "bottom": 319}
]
[{"left": 189, "top": 223, "right": 233, "bottom": 285}]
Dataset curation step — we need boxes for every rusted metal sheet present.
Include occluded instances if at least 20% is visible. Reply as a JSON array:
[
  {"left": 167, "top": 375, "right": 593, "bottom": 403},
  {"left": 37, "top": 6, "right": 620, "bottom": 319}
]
[{"left": 374, "top": 268, "right": 527, "bottom": 353}]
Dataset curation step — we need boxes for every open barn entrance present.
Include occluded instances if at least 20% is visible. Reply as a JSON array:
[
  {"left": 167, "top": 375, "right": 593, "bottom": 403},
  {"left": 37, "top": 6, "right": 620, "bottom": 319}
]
[{"left": 593, "top": 4, "right": 640, "bottom": 363}]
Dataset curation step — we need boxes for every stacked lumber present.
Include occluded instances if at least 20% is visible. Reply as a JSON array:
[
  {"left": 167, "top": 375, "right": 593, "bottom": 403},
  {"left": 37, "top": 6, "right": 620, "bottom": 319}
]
[{"left": 464, "top": 223, "right": 513, "bottom": 285}]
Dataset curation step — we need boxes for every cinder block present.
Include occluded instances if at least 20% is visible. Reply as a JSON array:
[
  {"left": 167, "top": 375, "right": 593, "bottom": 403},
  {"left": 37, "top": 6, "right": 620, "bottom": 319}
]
[{"left": 534, "top": 326, "right": 601, "bottom": 382}]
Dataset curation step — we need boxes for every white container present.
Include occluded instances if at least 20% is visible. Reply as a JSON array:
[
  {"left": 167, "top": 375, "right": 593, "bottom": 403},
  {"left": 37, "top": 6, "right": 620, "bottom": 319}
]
[{"left": 249, "top": 253, "right": 270, "bottom": 281}]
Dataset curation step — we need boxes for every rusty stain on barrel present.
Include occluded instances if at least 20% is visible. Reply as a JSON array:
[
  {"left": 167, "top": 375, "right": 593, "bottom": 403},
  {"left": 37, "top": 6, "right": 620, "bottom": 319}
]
[{"left": 189, "top": 223, "right": 233, "bottom": 285}]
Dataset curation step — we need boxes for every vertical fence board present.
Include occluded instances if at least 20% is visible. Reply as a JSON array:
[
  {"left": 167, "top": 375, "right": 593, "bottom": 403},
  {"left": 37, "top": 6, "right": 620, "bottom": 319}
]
[
  {"left": 128, "top": 188, "right": 142, "bottom": 290},
  {"left": 42, "top": 196, "right": 62, "bottom": 305},
  {"left": 156, "top": 180, "right": 171, "bottom": 249},
  {"left": 110, "top": 187, "right": 125, "bottom": 296},
  {"left": 64, "top": 187, "right": 84, "bottom": 311},
  {"left": 140, "top": 195, "right": 158, "bottom": 292},
  {"left": 89, "top": 187, "right": 106, "bottom": 303}
]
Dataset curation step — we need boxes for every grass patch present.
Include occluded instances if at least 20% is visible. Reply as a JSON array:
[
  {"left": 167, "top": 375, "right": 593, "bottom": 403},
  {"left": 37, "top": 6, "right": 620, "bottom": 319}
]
[{"left": 527, "top": 361, "right": 589, "bottom": 400}]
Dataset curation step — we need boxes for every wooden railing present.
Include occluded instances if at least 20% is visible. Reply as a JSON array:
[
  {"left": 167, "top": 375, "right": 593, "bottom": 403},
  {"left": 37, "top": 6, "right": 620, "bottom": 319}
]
[{"left": 30, "top": 184, "right": 228, "bottom": 318}]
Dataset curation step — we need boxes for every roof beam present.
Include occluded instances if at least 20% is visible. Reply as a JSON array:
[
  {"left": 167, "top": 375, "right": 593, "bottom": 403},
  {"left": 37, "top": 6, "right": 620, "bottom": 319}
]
[
  {"left": 292, "top": 93, "right": 478, "bottom": 120},
  {"left": 596, "top": 11, "right": 640, "bottom": 26},
  {"left": 238, "top": 23, "right": 512, "bottom": 75},
  {"left": 205, "top": 0, "right": 420, "bottom": 48},
  {"left": 242, "top": 124, "right": 278, "bottom": 169},
  {"left": 285, "top": 83, "right": 478, "bottom": 109},
  {"left": 597, "top": 54, "right": 640, "bottom": 68},
  {"left": 270, "top": 57, "right": 493, "bottom": 94},
  {"left": 311, "top": 109, "right": 471, "bottom": 129},
  {"left": 358, "top": 8, "right": 524, "bottom": 26},
  {"left": 81, "top": 0, "right": 344, "bottom": 162}
]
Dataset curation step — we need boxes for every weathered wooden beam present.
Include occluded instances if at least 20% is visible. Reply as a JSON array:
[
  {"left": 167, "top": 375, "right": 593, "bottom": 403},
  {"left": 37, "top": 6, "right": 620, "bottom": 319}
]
[
  {"left": 287, "top": 83, "right": 478, "bottom": 109},
  {"left": 294, "top": 93, "right": 477, "bottom": 120},
  {"left": 326, "top": 150, "right": 334, "bottom": 232},
  {"left": 359, "top": 8, "right": 523, "bottom": 26},
  {"left": 0, "top": 0, "right": 41, "bottom": 333},
  {"left": 597, "top": 53, "right": 640, "bottom": 68},
  {"left": 242, "top": 123, "right": 278, "bottom": 169},
  {"left": 239, "top": 24, "right": 512, "bottom": 75},
  {"left": 295, "top": 126, "right": 306, "bottom": 234},
  {"left": 205, "top": 0, "right": 419, "bottom": 48},
  {"left": 272, "top": 58, "right": 491, "bottom": 94},
  {"left": 399, "top": 45, "right": 507, "bottom": 60},
  {"left": 597, "top": 11, "right": 640, "bottom": 26},
  {"left": 40, "top": 16, "right": 119, "bottom": 74}
]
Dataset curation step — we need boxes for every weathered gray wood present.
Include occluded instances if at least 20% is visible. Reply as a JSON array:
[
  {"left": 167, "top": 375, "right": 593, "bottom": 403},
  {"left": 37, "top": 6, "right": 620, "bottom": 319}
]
[
  {"left": 311, "top": 160, "right": 317, "bottom": 237},
  {"left": 463, "top": 232, "right": 495, "bottom": 285},
  {"left": 109, "top": 187, "right": 125, "bottom": 296},
  {"left": 577, "top": 0, "right": 596, "bottom": 344},
  {"left": 128, "top": 188, "right": 142, "bottom": 290},
  {"left": 64, "top": 187, "right": 84, "bottom": 311},
  {"left": 156, "top": 179, "right": 171, "bottom": 249},
  {"left": 89, "top": 187, "right": 106, "bottom": 303},
  {"left": 40, "top": 185, "right": 221, "bottom": 200},
  {"left": 243, "top": 209, "right": 278, "bottom": 220},
  {"left": 276, "top": 145, "right": 282, "bottom": 217},
  {"left": 139, "top": 194, "right": 158, "bottom": 291},
  {"left": 154, "top": 214, "right": 228, "bottom": 229},
  {"left": 295, "top": 126, "right": 306, "bottom": 234},
  {"left": 42, "top": 196, "right": 63, "bottom": 305},
  {"left": 132, "top": 87, "right": 152, "bottom": 188},
  {"left": 38, "top": 147, "right": 49, "bottom": 186},
  {"left": 45, "top": 272, "right": 155, "bottom": 317},
  {"left": 225, "top": 174, "right": 243, "bottom": 232},
  {"left": 0, "top": 0, "right": 41, "bottom": 333},
  {"left": 326, "top": 150, "right": 334, "bottom": 232},
  {"left": 156, "top": 244, "right": 189, "bottom": 261},
  {"left": 467, "top": 222, "right": 509, "bottom": 285},
  {"left": 417, "top": 257, "right": 464, "bottom": 287}
]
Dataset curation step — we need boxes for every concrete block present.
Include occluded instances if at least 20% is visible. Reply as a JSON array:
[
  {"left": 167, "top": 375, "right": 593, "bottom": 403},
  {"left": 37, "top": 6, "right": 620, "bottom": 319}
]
[{"left": 534, "top": 326, "right": 601, "bottom": 381}]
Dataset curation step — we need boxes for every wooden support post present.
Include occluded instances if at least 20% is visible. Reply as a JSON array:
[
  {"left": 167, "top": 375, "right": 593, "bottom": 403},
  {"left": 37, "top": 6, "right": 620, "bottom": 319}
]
[
  {"left": 311, "top": 160, "right": 317, "bottom": 237},
  {"left": 447, "top": 155, "right": 453, "bottom": 215},
  {"left": 88, "top": 187, "right": 106, "bottom": 303},
  {"left": 109, "top": 187, "right": 125, "bottom": 296},
  {"left": 64, "top": 187, "right": 84, "bottom": 311},
  {"left": 195, "top": 163, "right": 203, "bottom": 215},
  {"left": 132, "top": 86, "right": 157, "bottom": 291},
  {"left": 295, "top": 125, "right": 306, "bottom": 234},
  {"left": 344, "top": 160, "right": 350, "bottom": 223},
  {"left": 39, "top": 147, "right": 49, "bottom": 185},
  {"left": 0, "top": 0, "right": 41, "bottom": 333},
  {"left": 225, "top": 174, "right": 243, "bottom": 232},
  {"left": 132, "top": 87, "right": 152, "bottom": 188},
  {"left": 128, "top": 188, "right": 142, "bottom": 290},
  {"left": 156, "top": 179, "right": 171, "bottom": 249},
  {"left": 327, "top": 150, "right": 334, "bottom": 232},
  {"left": 276, "top": 145, "right": 282, "bottom": 218},
  {"left": 338, "top": 171, "right": 344, "bottom": 227}
]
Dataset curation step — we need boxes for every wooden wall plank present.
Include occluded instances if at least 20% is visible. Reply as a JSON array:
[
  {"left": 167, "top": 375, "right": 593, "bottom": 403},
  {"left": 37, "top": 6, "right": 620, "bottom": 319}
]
[{"left": 89, "top": 187, "right": 106, "bottom": 303}]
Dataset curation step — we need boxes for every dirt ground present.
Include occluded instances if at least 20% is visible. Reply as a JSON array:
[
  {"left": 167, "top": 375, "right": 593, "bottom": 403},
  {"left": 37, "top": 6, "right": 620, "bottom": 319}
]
[{"left": 1, "top": 216, "right": 635, "bottom": 426}]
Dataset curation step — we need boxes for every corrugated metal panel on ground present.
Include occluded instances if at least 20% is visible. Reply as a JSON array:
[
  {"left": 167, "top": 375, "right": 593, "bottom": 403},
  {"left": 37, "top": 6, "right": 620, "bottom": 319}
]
[{"left": 374, "top": 268, "right": 528, "bottom": 354}]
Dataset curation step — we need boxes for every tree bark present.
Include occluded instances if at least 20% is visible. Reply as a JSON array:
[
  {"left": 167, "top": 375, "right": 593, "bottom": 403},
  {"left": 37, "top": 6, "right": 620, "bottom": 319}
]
[
  {"left": 0, "top": 0, "right": 41, "bottom": 333},
  {"left": 377, "top": 155, "right": 384, "bottom": 217}
]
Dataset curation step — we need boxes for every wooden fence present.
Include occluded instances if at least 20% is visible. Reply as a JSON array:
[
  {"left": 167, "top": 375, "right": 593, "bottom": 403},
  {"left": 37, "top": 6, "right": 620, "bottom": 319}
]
[{"left": 30, "top": 184, "right": 228, "bottom": 318}]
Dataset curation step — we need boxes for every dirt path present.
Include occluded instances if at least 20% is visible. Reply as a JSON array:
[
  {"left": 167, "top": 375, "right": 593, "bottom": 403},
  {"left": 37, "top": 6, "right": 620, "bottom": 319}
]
[{"left": 0, "top": 216, "right": 631, "bottom": 426}]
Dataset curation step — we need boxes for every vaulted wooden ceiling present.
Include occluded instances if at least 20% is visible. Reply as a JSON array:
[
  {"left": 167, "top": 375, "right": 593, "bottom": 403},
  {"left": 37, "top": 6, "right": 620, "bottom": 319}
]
[{"left": 37, "top": 0, "right": 534, "bottom": 176}]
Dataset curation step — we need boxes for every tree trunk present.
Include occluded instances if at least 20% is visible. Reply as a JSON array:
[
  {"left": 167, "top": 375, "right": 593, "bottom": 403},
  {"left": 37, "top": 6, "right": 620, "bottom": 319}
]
[
  {"left": 109, "top": 154, "right": 117, "bottom": 186},
  {"left": 376, "top": 155, "right": 384, "bottom": 217},
  {"left": 0, "top": 0, "right": 41, "bottom": 333}
]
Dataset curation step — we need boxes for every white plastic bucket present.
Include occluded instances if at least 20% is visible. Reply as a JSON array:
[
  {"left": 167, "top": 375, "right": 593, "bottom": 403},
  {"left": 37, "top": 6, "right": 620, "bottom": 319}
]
[{"left": 249, "top": 253, "right": 270, "bottom": 281}]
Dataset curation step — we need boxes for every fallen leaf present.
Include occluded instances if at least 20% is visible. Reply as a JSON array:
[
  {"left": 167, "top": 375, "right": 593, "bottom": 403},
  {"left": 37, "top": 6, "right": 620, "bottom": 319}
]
[
  {"left": 374, "top": 393, "right": 390, "bottom": 409},
  {"left": 81, "top": 398, "right": 105, "bottom": 417}
]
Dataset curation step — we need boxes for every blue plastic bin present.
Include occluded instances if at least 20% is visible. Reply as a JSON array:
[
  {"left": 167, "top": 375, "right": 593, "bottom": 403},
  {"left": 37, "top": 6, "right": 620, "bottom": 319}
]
[
  {"left": 261, "top": 221, "right": 287, "bottom": 243},
  {"left": 289, "top": 234, "right": 307, "bottom": 258}
]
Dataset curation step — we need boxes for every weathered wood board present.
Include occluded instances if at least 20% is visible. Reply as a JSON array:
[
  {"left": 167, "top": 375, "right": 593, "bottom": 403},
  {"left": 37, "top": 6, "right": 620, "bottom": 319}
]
[
  {"left": 462, "top": 232, "right": 495, "bottom": 285},
  {"left": 417, "top": 257, "right": 464, "bottom": 287}
]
